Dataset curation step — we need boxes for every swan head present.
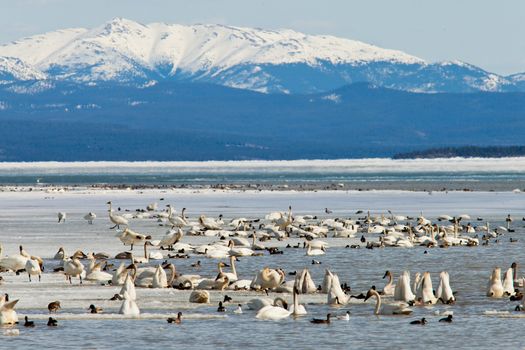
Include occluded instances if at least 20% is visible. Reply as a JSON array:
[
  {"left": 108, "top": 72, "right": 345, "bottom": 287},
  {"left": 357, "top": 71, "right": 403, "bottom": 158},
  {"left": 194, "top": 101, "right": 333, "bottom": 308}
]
[
  {"left": 383, "top": 270, "right": 392, "bottom": 279},
  {"left": 512, "top": 262, "right": 518, "bottom": 269}
]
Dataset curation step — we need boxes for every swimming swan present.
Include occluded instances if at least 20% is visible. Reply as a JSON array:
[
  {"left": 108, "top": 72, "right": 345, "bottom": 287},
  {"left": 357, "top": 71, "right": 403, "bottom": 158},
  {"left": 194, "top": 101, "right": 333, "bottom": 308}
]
[
  {"left": 364, "top": 288, "right": 412, "bottom": 315},
  {"left": 487, "top": 267, "right": 505, "bottom": 298}
]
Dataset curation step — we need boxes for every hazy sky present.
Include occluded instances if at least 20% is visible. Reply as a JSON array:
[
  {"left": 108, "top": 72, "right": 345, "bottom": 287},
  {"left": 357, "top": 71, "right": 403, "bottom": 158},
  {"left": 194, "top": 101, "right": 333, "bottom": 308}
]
[{"left": 1, "top": 0, "right": 524, "bottom": 75}]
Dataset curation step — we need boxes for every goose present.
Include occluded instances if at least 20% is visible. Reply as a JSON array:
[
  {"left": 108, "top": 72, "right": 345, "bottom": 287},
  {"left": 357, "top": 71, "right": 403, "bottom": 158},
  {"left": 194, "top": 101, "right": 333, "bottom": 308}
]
[
  {"left": 26, "top": 257, "right": 42, "bottom": 282},
  {"left": 117, "top": 228, "right": 151, "bottom": 251},
  {"left": 310, "top": 313, "right": 331, "bottom": 324},
  {"left": 107, "top": 201, "right": 129, "bottom": 229},
  {"left": 63, "top": 258, "right": 84, "bottom": 284},
  {"left": 189, "top": 290, "right": 210, "bottom": 303},
  {"left": 306, "top": 243, "right": 326, "bottom": 256},
  {"left": 487, "top": 267, "right": 505, "bottom": 298},
  {"left": 84, "top": 212, "right": 96, "bottom": 224},
  {"left": 364, "top": 288, "right": 412, "bottom": 315},
  {"left": 119, "top": 291, "right": 140, "bottom": 316},
  {"left": 382, "top": 270, "right": 396, "bottom": 296},
  {"left": 251, "top": 267, "right": 285, "bottom": 290},
  {"left": 53, "top": 247, "right": 65, "bottom": 260},
  {"left": 58, "top": 212, "right": 66, "bottom": 223},
  {"left": 0, "top": 297, "right": 18, "bottom": 325}
]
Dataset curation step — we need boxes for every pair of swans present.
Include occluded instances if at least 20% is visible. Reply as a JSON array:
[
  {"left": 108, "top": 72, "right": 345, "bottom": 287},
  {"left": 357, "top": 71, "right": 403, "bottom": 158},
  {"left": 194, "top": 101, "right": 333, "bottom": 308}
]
[
  {"left": 85, "top": 258, "right": 112, "bottom": 283},
  {"left": 323, "top": 269, "right": 349, "bottom": 305},
  {"left": 255, "top": 283, "right": 307, "bottom": 320},
  {"left": 126, "top": 263, "right": 176, "bottom": 288},
  {"left": 167, "top": 205, "right": 188, "bottom": 228},
  {"left": 487, "top": 267, "right": 514, "bottom": 298},
  {"left": 119, "top": 274, "right": 140, "bottom": 316},
  {"left": 251, "top": 267, "right": 285, "bottom": 291}
]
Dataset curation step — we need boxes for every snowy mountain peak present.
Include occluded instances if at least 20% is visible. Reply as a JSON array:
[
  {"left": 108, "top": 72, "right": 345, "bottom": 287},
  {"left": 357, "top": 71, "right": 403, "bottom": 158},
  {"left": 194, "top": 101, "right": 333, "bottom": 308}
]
[{"left": 0, "top": 56, "right": 47, "bottom": 82}]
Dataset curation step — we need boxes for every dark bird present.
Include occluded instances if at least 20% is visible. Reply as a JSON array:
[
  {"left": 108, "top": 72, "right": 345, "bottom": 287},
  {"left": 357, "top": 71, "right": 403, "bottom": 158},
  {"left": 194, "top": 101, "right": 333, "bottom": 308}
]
[
  {"left": 24, "top": 316, "right": 35, "bottom": 327},
  {"left": 110, "top": 294, "right": 124, "bottom": 301},
  {"left": 217, "top": 301, "right": 226, "bottom": 312},
  {"left": 191, "top": 261, "right": 201, "bottom": 268},
  {"left": 88, "top": 304, "right": 103, "bottom": 314},
  {"left": 410, "top": 318, "right": 427, "bottom": 325},
  {"left": 312, "top": 260, "right": 321, "bottom": 265},
  {"left": 360, "top": 235, "right": 366, "bottom": 243},
  {"left": 355, "top": 210, "right": 363, "bottom": 214},
  {"left": 47, "top": 317, "right": 58, "bottom": 327},
  {"left": 223, "top": 295, "right": 233, "bottom": 303},
  {"left": 325, "top": 208, "right": 333, "bottom": 214},
  {"left": 439, "top": 315, "right": 453, "bottom": 323},
  {"left": 310, "top": 313, "right": 331, "bottom": 324},
  {"left": 48, "top": 301, "right": 61, "bottom": 313},
  {"left": 167, "top": 312, "right": 182, "bottom": 324}
]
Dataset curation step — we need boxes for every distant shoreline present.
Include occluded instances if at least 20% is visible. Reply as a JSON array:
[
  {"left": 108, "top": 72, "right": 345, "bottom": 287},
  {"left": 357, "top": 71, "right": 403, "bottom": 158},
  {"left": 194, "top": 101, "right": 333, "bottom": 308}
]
[{"left": 393, "top": 146, "right": 525, "bottom": 159}]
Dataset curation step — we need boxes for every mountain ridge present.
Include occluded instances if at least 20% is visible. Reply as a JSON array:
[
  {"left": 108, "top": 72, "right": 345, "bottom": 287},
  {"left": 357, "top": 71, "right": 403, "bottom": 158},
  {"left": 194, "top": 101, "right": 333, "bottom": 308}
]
[{"left": 0, "top": 17, "right": 522, "bottom": 94}]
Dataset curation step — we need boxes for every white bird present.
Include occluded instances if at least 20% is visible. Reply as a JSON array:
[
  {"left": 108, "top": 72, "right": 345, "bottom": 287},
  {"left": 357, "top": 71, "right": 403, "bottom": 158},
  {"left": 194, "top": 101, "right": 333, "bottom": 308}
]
[
  {"left": 85, "top": 261, "right": 112, "bottom": 283},
  {"left": 107, "top": 201, "right": 129, "bottom": 229},
  {"left": 289, "top": 286, "right": 307, "bottom": 316},
  {"left": 0, "top": 296, "right": 18, "bottom": 325},
  {"left": 337, "top": 311, "right": 350, "bottom": 321},
  {"left": 306, "top": 243, "right": 326, "bottom": 256},
  {"left": 119, "top": 291, "right": 140, "bottom": 316},
  {"left": 364, "top": 288, "right": 412, "bottom": 315},
  {"left": 0, "top": 245, "right": 30, "bottom": 273},
  {"left": 382, "top": 270, "right": 396, "bottom": 296},
  {"left": 117, "top": 228, "right": 151, "bottom": 250},
  {"left": 256, "top": 304, "right": 291, "bottom": 320},
  {"left": 58, "top": 212, "right": 66, "bottom": 223},
  {"left": 63, "top": 258, "right": 84, "bottom": 284},
  {"left": 25, "top": 258, "right": 42, "bottom": 282},
  {"left": 167, "top": 206, "right": 188, "bottom": 228},
  {"left": 436, "top": 271, "right": 455, "bottom": 303},
  {"left": 233, "top": 304, "right": 243, "bottom": 314},
  {"left": 84, "top": 212, "right": 96, "bottom": 224},
  {"left": 487, "top": 267, "right": 505, "bottom": 298}
]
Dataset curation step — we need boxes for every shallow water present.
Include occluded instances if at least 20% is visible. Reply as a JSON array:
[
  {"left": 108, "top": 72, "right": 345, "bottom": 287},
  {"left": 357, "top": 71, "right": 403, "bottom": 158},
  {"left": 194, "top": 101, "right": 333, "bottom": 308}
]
[{"left": 1, "top": 189, "right": 524, "bottom": 349}]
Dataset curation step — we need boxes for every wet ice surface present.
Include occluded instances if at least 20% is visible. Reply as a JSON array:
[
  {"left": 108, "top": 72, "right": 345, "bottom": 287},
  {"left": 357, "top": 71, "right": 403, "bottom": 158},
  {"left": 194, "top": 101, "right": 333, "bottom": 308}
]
[{"left": 1, "top": 188, "right": 525, "bottom": 349}]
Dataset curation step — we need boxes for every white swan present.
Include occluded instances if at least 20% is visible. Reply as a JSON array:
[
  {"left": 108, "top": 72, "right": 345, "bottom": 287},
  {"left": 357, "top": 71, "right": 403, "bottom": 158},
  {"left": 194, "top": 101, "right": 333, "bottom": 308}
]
[
  {"left": 306, "top": 243, "right": 326, "bottom": 256},
  {"left": 296, "top": 269, "right": 317, "bottom": 294},
  {"left": 119, "top": 291, "right": 140, "bottom": 316},
  {"left": 420, "top": 272, "right": 437, "bottom": 304},
  {"left": 394, "top": 271, "right": 416, "bottom": 302},
  {"left": 327, "top": 271, "right": 349, "bottom": 305},
  {"left": 382, "top": 270, "right": 396, "bottom": 296},
  {"left": 120, "top": 273, "right": 137, "bottom": 301},
  {"left": 107, "top": 201, "right": 129, "bottom": 229},
  {"left": 218, "top": 256, "right": 238, "bottom": 283},
  {"left": 436, "top": 271, "right": 455, "bottom": 303},
  {"left": 364, "top": 288, "right": 412, "bottom": 315},
  {"left": 157, "top": 228, "right": 184, "bottom": 250},
  {"left": 168, "top": 206, "right": 188, "bottom": 228},
  {"left": 117, "top": 228, "right": 151, "bottom": 250},
  {"left": 487, "top": 267, "right": 504, "bottom": 298},
  {"left": 112, "top": 262, "right": 127, "bottom": 286},
  {"left": 256, "top": 304, "right": 291, "bottom": 320},
  {"left": 199, "top": 215, "right": 222, "bottom": 230},
  {"left": 63, "top": 258, "right": 84, "bottom": 284},
  {"left": 503, "top": 268, "right": 515, "bottom": 296},
  {"left": 0, "top": 245, "right": 30, "bottom": 273},
  {"left": 228, "top": 240, "right": 254, "bottom": 257},
  {"left": 26, "top": 258, "right": 42, "bottom": 282},
  {"left": 151, "top": 264, "right": 168, "bottom": 288},
  {"left": 85, "top": 261, "right": 112, "bottom": 283},
  {"left": 0, "top": 297, "right": 18, "bottom": 325},
  {"left": 289, "top": 285, "right": 307, "bottom": 316},
  {"left": 251, "top": 267, "right": 285, "bottom": 290}
]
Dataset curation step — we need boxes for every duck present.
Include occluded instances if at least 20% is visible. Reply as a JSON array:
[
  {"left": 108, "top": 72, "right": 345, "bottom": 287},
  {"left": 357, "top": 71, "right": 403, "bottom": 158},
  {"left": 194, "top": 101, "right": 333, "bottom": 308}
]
[
  {"left": 88, "top": 304, "right": 103, "bottom": 314},
  {"left": 24, "top": 316, "right": 35, "bottom": 327},
  {"left": 364, "top": 288, "right": 412, "bottom": 315},
  {"left": 57, "top": 212, "right": 66, "bottom": 223},
  {"left": 107, "top": 201, "right": 129, "bottom": 229},
  {"left": 439, "top": 314, "right": 453, "bottom": 323},
  {"left": 310, "top": 313, "right": 331, "bottom": 324},
  {"left": 233, "top": 304, "right": 243, "bottom": 314},
  {"left": 167, "top": 312, "right": 182, "bottom": 324},
  {"left": 337, "top": 311, "right": 350, "bottom": 321},
  {"left": 217, "top": 301, "right": 226, "bottom": 312},
  {"left": 47, "top": 317, "right": 58, "bottom": 326},
  {"left": 48, "top": 301, "right": 61, "bottom": 313},
  {"left": 410, "top": 318, "right": 427, "bottom": 325}
]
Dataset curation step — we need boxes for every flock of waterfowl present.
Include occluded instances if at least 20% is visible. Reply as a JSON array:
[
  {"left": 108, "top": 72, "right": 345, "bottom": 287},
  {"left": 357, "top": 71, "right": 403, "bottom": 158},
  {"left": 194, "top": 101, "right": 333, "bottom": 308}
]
[{"left": 1, "top": 199, "right": 524, "bottom": 334}]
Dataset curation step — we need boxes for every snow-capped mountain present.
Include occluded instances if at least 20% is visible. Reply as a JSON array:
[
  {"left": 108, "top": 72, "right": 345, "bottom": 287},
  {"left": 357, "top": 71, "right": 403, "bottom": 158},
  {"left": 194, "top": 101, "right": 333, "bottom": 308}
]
[
  {"left": 0, "top": 56, "right": 46, "bottom": 84},
  {"left": 0, "top": 18, "right": 522, "bottom": 93}
]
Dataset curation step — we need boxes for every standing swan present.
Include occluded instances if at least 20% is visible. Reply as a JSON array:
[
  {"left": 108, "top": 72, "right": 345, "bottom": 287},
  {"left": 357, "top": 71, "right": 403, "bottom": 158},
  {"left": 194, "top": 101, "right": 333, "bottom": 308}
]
[{"left": 107, "top": 201, "right": 129, "bottom": 229}]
